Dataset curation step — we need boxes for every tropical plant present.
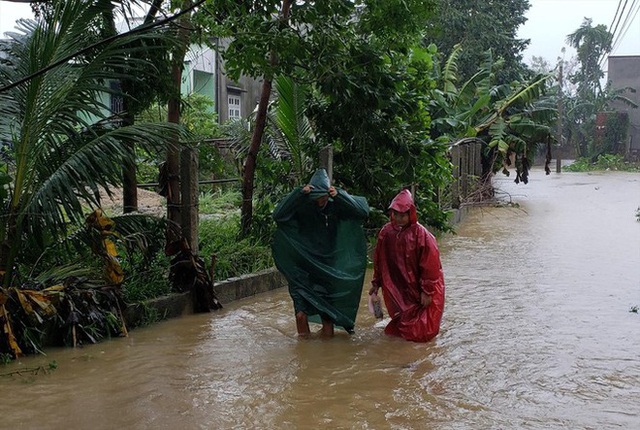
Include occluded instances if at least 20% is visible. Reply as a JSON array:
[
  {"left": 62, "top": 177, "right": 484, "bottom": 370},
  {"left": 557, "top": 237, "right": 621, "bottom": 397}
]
[
  {"left": 0, "top": 0, "right": 185, "bottom": 357},
  {"left": 566, "top": 18, "right": 612, "bottom": 99},
  {"left": 137, "top": 93, "right": 227, "bottom": 181},
  {"left": 429, "top": 45, "right": 556, "bottom": 185}
]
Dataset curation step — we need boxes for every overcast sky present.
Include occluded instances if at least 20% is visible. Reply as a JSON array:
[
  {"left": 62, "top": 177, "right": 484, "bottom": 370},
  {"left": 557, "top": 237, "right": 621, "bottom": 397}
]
[
  {"left": 1, "top": 0, "right": 638, "bottom": 68},
  {"left": 519, "top": 0, "right": 639, "bottom": 69}
]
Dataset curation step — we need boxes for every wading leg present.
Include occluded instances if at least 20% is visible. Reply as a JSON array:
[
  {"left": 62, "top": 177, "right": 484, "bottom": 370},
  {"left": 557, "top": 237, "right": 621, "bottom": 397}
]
[
  {"left": 320, "top": 314, "right": 334, "bottom": 338},
  {"left": 295, "top": 311, "right": 310, "bottom": 338}
]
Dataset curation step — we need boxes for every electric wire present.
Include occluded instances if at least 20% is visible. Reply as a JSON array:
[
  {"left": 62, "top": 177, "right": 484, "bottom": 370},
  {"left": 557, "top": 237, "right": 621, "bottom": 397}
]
[{"left": 598, "top": 0, "right": 640, "bottom": 70}]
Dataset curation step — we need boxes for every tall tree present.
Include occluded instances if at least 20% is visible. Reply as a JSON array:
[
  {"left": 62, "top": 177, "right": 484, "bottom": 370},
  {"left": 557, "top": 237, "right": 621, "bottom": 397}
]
[
  {"left": 566, "top": 18, "right": 612, "bottom": 99},
  {"left": 424, "top": 0, "right": 531, "bottom": 85},
  {"left": 204, "top": 0, "right": 360, "bottom": 236},
  {"left": 563, "top": 18, "right": 614, "bottom": 158}
]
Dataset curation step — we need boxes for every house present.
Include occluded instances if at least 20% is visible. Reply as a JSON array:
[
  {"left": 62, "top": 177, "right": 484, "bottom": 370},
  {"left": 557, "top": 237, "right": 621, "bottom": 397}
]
[
  {"left": 211, "top": 37, "right": 263, "bottom": 124},
  {"left": 113, "top": 18, "right": 262, "bottom": 126},
  {"left": 607, "top": 55, "right": 640, "bottom": 160}
]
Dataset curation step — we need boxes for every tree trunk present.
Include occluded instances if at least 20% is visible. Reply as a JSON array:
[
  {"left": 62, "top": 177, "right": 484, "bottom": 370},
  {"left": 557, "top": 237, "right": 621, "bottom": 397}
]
[
  {"left": 240, "top": 78, "right": 273, "bottom": 238},
  {"left": 239, "top": 0, "right": 293, "bottom": 238},
  {"left": 122, "top": 112, "right": 138, "bottom": 213},
  {"left": 166, "top": 0, "right": 193, "bottom": 245}
]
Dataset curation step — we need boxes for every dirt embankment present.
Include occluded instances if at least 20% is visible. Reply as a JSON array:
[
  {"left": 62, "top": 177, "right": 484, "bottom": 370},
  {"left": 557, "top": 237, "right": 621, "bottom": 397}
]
[{"left": 99, "top": 187, "right": 165, "bottom": 217}]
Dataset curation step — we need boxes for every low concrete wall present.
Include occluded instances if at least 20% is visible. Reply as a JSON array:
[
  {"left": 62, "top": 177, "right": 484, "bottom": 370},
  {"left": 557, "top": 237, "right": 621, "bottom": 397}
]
[{"left": 124, "top": 268, "right": 286, "bottom": 327}]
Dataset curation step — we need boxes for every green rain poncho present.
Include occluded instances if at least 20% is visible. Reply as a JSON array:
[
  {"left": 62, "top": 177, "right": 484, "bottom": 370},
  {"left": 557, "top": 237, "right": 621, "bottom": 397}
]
[{"left": 272, "top": 169, "right": 369, "bottom": 333}]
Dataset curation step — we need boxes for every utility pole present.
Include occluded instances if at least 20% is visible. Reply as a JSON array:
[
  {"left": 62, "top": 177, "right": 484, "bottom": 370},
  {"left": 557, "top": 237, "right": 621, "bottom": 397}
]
[{"left": 556, "top": 53, "right": 564, "bottom": 173}]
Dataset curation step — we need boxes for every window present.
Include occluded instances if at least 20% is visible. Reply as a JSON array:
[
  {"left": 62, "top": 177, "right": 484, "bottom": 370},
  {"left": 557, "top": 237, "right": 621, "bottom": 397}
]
[
  {"left": 110, "top": 81, "right": 124, "bottom": 115},
  {"left": 228, "top": 94, "right": 241, "bottom": 120}
]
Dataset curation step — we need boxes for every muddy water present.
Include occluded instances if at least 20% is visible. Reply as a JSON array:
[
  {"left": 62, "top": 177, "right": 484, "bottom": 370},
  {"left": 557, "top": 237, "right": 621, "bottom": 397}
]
[{"left": 2, "top": 169, "right": 639, "bottom": 429}]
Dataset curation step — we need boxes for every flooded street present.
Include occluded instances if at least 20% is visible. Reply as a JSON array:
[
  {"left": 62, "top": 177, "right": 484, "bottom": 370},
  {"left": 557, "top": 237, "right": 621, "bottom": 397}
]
[{"left": 2, "top": 169, "right": 639, "bottom": 429}]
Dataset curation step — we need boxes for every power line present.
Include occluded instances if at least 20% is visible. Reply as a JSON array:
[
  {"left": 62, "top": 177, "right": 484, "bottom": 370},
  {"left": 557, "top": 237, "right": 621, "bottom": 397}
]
[
  {"left": 599, "top": 0, "right": 638, "bottom": 67},
  {"left": 608, "top": 0, "right": 628, "bottom": 43},
  {"left": 611, "top": 0, "right": 640, "bottom": 53}
]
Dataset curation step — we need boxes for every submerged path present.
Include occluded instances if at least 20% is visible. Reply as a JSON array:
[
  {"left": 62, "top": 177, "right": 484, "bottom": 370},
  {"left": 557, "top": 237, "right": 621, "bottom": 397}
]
[{"left": 1, "top": 168, "right": 639, "bottom": 429}]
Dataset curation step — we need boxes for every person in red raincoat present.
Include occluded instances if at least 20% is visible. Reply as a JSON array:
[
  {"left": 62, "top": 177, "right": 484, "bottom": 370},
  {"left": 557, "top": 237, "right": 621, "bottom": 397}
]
[{"left": 368, "top": 189, "right": 445, "bottom": 342}]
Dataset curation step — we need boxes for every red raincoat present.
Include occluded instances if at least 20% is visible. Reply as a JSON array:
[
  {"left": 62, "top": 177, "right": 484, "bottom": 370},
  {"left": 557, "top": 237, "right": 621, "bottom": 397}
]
[{"left": 371, "top": 190, "right": 445, "bottom": 342}]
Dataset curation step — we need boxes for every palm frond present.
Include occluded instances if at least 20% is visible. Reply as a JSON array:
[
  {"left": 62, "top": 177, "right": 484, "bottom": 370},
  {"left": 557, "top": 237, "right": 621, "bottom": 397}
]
[{"left": 0, "top": 0, "right": 185, "bottom": 285}]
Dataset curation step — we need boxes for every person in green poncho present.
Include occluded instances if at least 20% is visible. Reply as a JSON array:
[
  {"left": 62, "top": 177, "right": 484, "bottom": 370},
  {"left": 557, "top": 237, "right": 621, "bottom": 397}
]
[{"left": 272, "top": 169, "right": 369, "bottom": 338}]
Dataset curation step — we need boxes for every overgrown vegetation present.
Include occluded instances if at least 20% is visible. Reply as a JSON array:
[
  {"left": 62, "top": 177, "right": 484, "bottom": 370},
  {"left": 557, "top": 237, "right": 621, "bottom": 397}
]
[{"left": 564, "top": 154, "right": 640, "bottom": 172}]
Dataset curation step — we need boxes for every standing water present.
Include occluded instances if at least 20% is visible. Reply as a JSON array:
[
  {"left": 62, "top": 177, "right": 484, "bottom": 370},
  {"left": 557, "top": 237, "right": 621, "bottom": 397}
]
[{"left": 1, "top": 169, "right": 639, "bottom": 429}]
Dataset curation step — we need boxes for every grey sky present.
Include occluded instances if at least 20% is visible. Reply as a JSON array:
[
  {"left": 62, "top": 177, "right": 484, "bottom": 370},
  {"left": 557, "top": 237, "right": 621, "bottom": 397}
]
[
  {"left": 519, "top": 0, "right": 639, "bottom": 69},
  {"left": 1, "top": 0, "right": 638, "bottom": 68}
]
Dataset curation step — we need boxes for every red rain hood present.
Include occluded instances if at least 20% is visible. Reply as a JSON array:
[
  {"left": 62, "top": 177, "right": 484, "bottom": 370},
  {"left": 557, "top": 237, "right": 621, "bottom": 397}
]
[{"left": 388, "top": 189, "right": 418, "bottom": 224}]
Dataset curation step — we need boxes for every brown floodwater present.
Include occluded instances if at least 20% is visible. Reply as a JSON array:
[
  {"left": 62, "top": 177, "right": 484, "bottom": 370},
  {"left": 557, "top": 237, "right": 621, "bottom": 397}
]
[{"left": 2, "top": 168, "right": 639, "bottom": 429}]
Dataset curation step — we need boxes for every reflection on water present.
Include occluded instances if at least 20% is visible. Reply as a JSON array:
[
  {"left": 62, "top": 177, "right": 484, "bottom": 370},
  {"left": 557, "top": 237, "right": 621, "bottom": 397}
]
[{"left": 2, "top": 169, "right": 640, "bottom": 429}]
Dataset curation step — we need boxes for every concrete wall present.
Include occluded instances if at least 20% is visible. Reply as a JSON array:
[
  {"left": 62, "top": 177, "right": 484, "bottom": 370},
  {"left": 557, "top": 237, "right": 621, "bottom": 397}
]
[
  {"left": 124, "top": 268, "right": 286, "bottom": 328},
  {"left": 607, "top": 56, "right": 640, "bottom": 155}
]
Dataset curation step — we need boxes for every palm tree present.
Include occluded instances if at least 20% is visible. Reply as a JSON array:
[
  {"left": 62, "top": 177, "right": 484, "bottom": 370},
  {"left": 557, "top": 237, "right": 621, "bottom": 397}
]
[
  {"left": 0, "top": 0, "right": 185, "bottom": 355},
  {"left": 566, "top": 18, "right": 612, "bottom": 98}
]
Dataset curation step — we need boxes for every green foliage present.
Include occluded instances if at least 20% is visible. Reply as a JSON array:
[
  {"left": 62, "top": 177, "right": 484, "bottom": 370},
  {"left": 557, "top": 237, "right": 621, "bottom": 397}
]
[
  {"left": 0, "top": 0, "right": 186, "bottom": 289},
  {"left": 121, "top": 253, "right": 172, "bottom": 303},
  {"left": 199, "top": 189, "right": 241, "bottom": 214},
  {"left": 597, "top": 113, "right": 629, "bottom": 157},
  {"left": 560, "top": 19, "right": 635, "bottom": 160},
  {"left": 566, "top": 18, "right": 612, "bottom": 98},
  {"left": 564, "top": 154, "right": 640, "bottom": 172},
  {"left": 424, "top": 0, "right": 531, "bottom": 85},
  {"left": 430, "top": 46, "right": 555, "bottom": 184},
  {"left": 137, "top": 93, "right": 227, "bottom": 181},
  {"left": 198, "top": 214, "right": 273, "bottom": 281}
]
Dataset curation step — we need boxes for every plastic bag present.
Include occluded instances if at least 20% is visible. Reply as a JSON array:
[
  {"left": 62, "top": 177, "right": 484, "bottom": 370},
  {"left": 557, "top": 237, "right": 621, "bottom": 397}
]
[{"left": 368, "top": 293, "right": 384, "bottom": 319}]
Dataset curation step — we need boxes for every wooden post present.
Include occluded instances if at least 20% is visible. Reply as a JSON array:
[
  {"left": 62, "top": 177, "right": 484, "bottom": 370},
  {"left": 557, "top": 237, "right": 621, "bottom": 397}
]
[
  {"left": 181, "top": 146, "right": 199, "bottom": 254},
  {"left": 319, "top": 145, "right": 333, "bottom": 182},
  {"left": 475, "top": 141, "right": 483, "bottom": 177},
  {"left": 451, "top": 145, "right": 460, "bottom": 209},
  {"left": 556, "top": 59, "right": 563, "bottom": 173},
  {"left": 460, "top": 144, "right": 469, "bottom": 200}
]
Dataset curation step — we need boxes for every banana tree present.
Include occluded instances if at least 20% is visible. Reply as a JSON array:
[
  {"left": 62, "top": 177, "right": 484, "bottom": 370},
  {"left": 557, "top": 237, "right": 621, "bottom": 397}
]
[{"left": 430, "top": 46, "right": 556, "bottom": 184}]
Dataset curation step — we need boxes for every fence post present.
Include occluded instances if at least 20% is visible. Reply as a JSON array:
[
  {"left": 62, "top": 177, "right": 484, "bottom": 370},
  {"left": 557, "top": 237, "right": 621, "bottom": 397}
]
[
  {"left": 181, "top": 146, "right": 199, "bottom": 254},
  {"left": 474, "top": 141, "right": 483, "bottom": 177},
  {"left": 460, "top": 144, "right": 469, "bottom": 201},
  {"left": 451, "top": 145, "right": 460, "bottom": 208},
  {"left": 319, "top": 145, "right": 333, "bottom": 182}
]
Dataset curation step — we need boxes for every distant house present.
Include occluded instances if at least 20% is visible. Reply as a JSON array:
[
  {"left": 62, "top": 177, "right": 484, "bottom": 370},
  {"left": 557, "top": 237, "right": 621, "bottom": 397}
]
[
  {"left": 607, "top": 55, "right": 640, "bottom": 160},
  {"left": 212, "top": 37, "right": 263, "bottom": 124},
  {"left": 107, "top": 39, "right": 262, "bottom": 127},
  {"left": 113, "top": 18, "right": 262, "bottom": 126},
  {"left": 2, "top": 25, "right": 262, "bottom": 130}
]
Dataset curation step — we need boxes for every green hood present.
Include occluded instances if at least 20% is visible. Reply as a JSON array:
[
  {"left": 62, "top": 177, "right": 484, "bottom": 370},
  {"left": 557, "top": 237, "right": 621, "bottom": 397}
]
[{"left": 308, "top": 168, "right": 330, "bottom": 199}]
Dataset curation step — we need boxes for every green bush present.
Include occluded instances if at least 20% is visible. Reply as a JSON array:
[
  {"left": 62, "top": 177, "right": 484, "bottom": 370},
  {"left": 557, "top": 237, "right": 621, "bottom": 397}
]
[
  {"left": 198, "top": 214, "right": 273, "bottom": 281},
  {"left": 121, "top": 253, "right": 172, "bottom": 303},
  {"left": 565, "top": 154, "right": 640, "bottom": 172}
]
